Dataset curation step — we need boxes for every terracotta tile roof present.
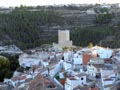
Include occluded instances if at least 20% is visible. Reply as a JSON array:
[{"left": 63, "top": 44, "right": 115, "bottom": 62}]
[
  {"left": 42, "top": 78, "right": 52, "bottom": 85},
  {"left": 83, "top": 53, "right": 92, "bottom": 65},
  {"left": 92, "top": 64, "right": 105, "bottom": 69},
  {"left": 29, "top": 80, "right": 36, "bottom": 87},
  {"left": 36, "top": 74, "right": 42, "bottom": 80},
  {"left": 104, "top": 59, "right": 112, "bottom": 63},
  {"left": 68, "top": 76, "right": 76, "bottom": 80},
  {"left": 76, "top": 73, "right": 87, "bottom": 77},
  {"left": 74, "top": 86, "right": 99, "bottom": 90},
  {"left": 104, "top": 84, "right": 114, "bottom": 88},
  {"left": 103, "top": 78, "right": 114, "bottom": 81},
  {"left": 20, "top": 75, "right": 26, "bottom": 80}
]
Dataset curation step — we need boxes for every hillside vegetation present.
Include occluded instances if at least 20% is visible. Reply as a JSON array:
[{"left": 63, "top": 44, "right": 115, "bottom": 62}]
[
  {"left": 0, "top": 7, "right": 63, "bottom": 49},
  {"left": 0, "top": 5, "right": 120, "bottom": 49},
  {"left": 71, "top": 25, "right": 114, "bottom": 47}
]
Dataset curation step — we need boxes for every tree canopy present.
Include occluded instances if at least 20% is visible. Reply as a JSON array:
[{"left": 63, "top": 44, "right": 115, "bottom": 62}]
[
  {"left": 94, "top": 13, "right": 114, "bottom": 25},
  {"left": 0, "top": 8, "right": 62, "bottom": 49},
  {"left": 70, "top": 25, "right": 114, "bottom": 47},
  {"left": 0, "top": 56, "right": 10, "bottom": 70}
]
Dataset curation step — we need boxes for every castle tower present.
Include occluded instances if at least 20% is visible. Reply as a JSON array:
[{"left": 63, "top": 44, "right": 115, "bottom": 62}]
[
  {"left": 58, "top": 30, "right": 70, "bottom": 43},
  {"left": 58, "top": 30, "right": 72, "bottom": 48}
]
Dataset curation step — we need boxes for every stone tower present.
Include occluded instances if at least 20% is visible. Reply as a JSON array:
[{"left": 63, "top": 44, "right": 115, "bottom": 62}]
[{"left": 58, "top": 30, "right": 72, "bottom": 47}]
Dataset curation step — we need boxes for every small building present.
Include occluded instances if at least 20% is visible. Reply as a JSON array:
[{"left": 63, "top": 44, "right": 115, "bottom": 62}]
[
  {"left": 65, "top": 72, "right": 87, "bottom": 90},
  {"left": 101, "top": 69, "right": 117, "bottom": 87},
  {"left": 49, "top": 62, "right": 62, "bottom": 77},
  {"left": 73, "top": 56, "right": 83, "bottom": 70},
  {"left": 89, "top": 57, "right": 104, "bottom": 64},
  {"left": 63, "top": 61, "right": 72, "bottom": 71},
  {"left": 87, "top": 64, "right": 105, "bottom": 78},
  {"left": 53, "top": 30, "right": 73, "bottom": 50},
  {"left": 63, "top": 50, "right": 73, "bottom": 61},
  {"left": 91, "top": 46, "right": 113, "bottom": 59}
]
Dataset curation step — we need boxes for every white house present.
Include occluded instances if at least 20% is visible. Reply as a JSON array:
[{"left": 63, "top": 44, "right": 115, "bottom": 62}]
[
  {"left": 49, "top": 61, "right": 63, "bottom": 77},
  {"left": 89, "top": 57, "right": 104, "bottom": 64},
  {"left": 73, "top": 56, "right": 83, "bottom": 70},
  {"left": 63, "top": 51, "right": 73, "bottom": 61},
  {"left": 19, "top": 51, "right": 50, "bottom": 67},
  {"left": 87, "top": 64, "right": 105, "bottom": 78},
  {"left": 63, "top": 61, "right": 72, "bottom": 71},
  {"left": 65, "top": 73, "right": 87, "bottom": 90},
  {"left": 113, "top": 50, "right": 120, "bottom": 61},
  {"left": 19, "top": 55, "right": 41, "bottom": 68},
  {"left": 97, "top": 47, "right": 113, "bottom": 59},
  {"left": 101, "top": 69, "right": 117, "bottom": 86},
  {"left": 92, "top": 46, "right": 113, "bottom": 59}
]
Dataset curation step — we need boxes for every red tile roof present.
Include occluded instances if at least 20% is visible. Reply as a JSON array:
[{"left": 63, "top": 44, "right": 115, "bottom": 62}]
[
  {"left": 83, "top": 53, "right": 92, "bottom": 65},
  {"left": 74, "top": 86, "right": 99, "bottom": 90},
  {"left": 69, "top": 77, "right": 76, "bottom": 80},
  {"left": 76, "top": 73, "right": 87, "bottom": 77},
  {"left": 20, "top": 75, "right": 26, "bottom": 80}
]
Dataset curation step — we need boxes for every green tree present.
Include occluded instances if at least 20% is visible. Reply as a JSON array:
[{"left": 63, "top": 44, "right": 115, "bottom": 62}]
[
  {"left": 0, "top": 56, "right": 10, "bottom": 70},
  {"left": 88, "top": 42, "right": 93, "bottom": 48},
  {"left": 70, "top": 25, "right": 114, "bottom": 47},
  {"left": 0, "top": 56, "right": 11, "bottom": 81},
  {"left": 94, "top": 13, "right": 114, "bottom": 25}
]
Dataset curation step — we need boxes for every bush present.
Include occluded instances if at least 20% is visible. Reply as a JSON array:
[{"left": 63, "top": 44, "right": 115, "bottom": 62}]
[
  {"left": 0, "top": 56, "right": 10, "bottom": 70},
  {"left": 55, "top": 75, "right": 60, "bottom": 80}
]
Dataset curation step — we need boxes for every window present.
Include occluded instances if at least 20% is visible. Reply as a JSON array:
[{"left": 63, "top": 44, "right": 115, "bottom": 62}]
[{"left": 81, "top": 78, "right": 83, "bottom": 80}]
